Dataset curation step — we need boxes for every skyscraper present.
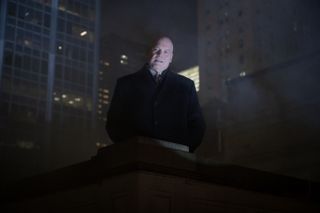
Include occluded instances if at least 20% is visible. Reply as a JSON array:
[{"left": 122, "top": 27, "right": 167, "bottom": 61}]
[
  {"left": 198, "top": 0, "right": 320, "bottom": 103},
  {"left": 95, "top": 33, "right": 148, "bottom": 148},
  {"left": 197, "top": 0, "right": 320, "bottom": 181},
  {"left": 0, "top": 0, "right": 100, "bottom": 180}
]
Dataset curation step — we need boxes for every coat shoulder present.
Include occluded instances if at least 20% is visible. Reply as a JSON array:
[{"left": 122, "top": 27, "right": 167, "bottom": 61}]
[
  {"left": 118, "top": 72, "right": 137, "bottom": 82},
  {"left": 117, "top": 68, "right": 147, "bottom": 82}
]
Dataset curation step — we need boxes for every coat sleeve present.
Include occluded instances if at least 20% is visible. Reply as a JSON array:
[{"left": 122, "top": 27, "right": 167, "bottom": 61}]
[
  {"left": 187, "top": 81, "right": 206, "bottom": 152},
  {"left": 105, "top": 79, "right": 133, "bottom": 143}
]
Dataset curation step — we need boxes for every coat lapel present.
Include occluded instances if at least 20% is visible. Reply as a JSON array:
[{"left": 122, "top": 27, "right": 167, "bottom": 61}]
[
  {"left": 133, "top": 66, "right": 177, "bottom": 102},
  {"left": 134, "top": 66, "right": 157, "bottom": 94}
]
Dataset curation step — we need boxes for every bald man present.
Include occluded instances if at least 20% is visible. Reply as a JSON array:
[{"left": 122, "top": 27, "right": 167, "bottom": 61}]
[{"left": 106, "top": 37, "right": 205, "bottom": 152}]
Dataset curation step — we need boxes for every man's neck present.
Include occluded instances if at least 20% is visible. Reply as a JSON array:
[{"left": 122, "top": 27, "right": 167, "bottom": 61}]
[{"left": 147, "top": 64, "right": 167, "bottom": 75}]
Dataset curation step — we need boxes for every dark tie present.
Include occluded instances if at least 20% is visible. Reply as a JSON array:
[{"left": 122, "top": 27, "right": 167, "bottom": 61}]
[{"left": 155, "top": 73, "right": 162, "bottom": 84}]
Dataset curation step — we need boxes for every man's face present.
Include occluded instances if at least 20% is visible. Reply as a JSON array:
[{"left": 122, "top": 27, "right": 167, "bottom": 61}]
[{"left": 149, "top": 37, "right": 173, "bottom": 73}]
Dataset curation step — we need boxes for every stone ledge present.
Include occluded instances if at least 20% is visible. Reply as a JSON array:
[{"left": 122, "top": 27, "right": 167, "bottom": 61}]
[{"left": 1, "top": 137, "right": 320, "bottom": 204}]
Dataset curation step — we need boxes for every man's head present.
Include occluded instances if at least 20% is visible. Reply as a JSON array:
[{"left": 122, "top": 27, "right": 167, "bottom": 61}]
[{"left": 148, "top": 37, "right": 173, "bottom": 73}]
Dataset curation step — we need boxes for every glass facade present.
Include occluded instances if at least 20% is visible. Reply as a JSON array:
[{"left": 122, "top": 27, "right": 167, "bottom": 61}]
[
  {"left": 0, "top": 0, "right": 100, "bottom": 179},
  {"left": 0, "top": 0, "right": 99, "bottom": 125}
]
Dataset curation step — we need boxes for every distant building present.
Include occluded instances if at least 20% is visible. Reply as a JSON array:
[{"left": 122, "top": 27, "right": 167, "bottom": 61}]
[
  {"left": 198, "top": 0, "right": 320, "bottom": 103},
  {"left": 0, "top": 0, "right": 100, "bottom": 180},
  {"left": 178, "top": 66, "right": 200, "bottom": 92},
  {"left": 197, "top": 0, "right": 320, "bottom": 181},
  {"left": 96, "top": 33, "right": 148, "bottom": 147}
]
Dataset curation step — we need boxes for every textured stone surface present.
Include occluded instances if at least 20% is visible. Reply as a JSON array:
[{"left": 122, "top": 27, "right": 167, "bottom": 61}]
[{"left": 1, "top": 138, "right": 320, "bottom": 212}]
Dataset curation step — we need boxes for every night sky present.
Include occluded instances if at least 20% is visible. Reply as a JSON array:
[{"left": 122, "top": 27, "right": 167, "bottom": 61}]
[{"left": 101, "top": 0, "right": 198, "bottom": 71}]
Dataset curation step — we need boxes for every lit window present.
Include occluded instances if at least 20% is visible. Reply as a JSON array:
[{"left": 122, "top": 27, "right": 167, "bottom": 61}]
[
  {"left": 103, "top": 95, "right": 109, "bottom": 99},
  {"left": 69, "top": 100, "right": 74, "bottom": 104},
  {"left": 240, "top": 72, "right": 246, "bottom": 77},
  {"left": 121, "top": 54, "right": 128, "bottom": 60},
  {"left": 54, "top": 97, "right": 60, "bottom": 101},
  {"left": 104, "top": 62, "right": 110, "bottom": 66},
  {"left": 178, "top": 66, "right": 200, "bottom": 92},
  {"left": 95, "top": 142, "right": 107, "bottom": 149},
  {"left": 120, "top": 60, "right": 128, "bottom": 65},
  {"left": 24, "top": 40, "right": 31, "bottom": 46},
  {"left": 75, "top": 97, "right": 81, "bottom": 102},
  {"left": 80, "top": 31, "right": 87, "bottom": 36},
  {"left": 62, "top": 94, "right": 67, "bottom": 98},
  {"left": 103, "top": 89, "right": 109, "bottom": 93},
  {"left": 58, "top": 45, "right": 63, "bottom": 50}
]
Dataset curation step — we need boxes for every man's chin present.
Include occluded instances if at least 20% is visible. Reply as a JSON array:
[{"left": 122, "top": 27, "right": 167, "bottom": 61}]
[{"left": 150, "top": 65, "right": 168, "bottom": 73}]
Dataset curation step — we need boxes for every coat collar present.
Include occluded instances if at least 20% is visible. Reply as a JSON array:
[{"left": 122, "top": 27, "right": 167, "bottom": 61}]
[
  {"left": 140, "top": 64, "right": 170, "bottom": 78},
  {"left": 136, "top": 64, "right": 177, "bottom": 99}
]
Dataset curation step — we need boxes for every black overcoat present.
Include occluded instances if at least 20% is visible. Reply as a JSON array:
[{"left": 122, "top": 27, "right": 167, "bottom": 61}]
[{"left": 106, "top": 66, "right": 205, "bottom": 152}]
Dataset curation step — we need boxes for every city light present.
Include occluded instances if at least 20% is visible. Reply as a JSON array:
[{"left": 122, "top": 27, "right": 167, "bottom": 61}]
[
  {"left": 179, "top": 66, "right": 200, "bottom": 92},
  {"left": 121, "top": 54, "right": 128, "bottom": 60},
  {"left": 58, "top": 45, "right": 63, "bottom": 50},
  {"left": 54, "top": 97, "right": 60, "bottom": 101},
  {"left": 120, "top": 60, "right": 128, "bottom": 65},
  {"left": 240, "top": 72, "right": 246, "bottom": 77},
  {"left": 80, "top": 31, "right": 87, "bottom": 36},
  {"left": 24, "top": 40, "right": 31, "bottom": 46},
  {"left": 68, "top": 100, "right": 74, "bottom": 104},
  {"left": 62, "top": 94, "right": 67, "bottom": 98},
  {"left": 96, "top": 142, "right": 107, "bottom": 149},
  {"left": 75, "top": 97, "right": 81, "bottom": 102}
]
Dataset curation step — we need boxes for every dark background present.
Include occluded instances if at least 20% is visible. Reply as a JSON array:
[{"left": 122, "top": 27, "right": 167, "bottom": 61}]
[{"left": 0, "top": 0, "right": 320, "bottom": 185}]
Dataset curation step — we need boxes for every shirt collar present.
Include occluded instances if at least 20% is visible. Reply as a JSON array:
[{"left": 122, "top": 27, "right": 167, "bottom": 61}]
[{"left": 146, "top": 64, "right": 169, "bottom": 77}]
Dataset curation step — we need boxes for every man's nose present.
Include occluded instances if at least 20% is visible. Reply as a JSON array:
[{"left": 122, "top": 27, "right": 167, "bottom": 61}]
[{"left": 155, "top": 49, "right": 163, "bottom": 56}]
